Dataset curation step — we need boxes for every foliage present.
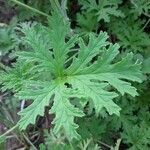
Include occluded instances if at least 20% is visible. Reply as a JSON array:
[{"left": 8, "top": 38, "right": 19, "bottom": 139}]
[
  {"left": 121, "top": 124, "right": 150, "bottom": 150},
  {"left": 79, "top": 0, "right": 124, "bottom": 22},
  {"left": 0, "top": 6, "right": 143, "bottom": 140},
  {"left": 0, "top": 0, "right": 150, "bottom": 149},
  {"left": 109, "top": 17, "right": 150, "bottom": 52},
  {"left": 0, "top": 18, "right": 17, "bottom": 55},
  {"left": 77, "top": 0, "right": 124, "bottom": 33},
  {"left": 130, "top": 0, "right": 150, "bottom": 17}
]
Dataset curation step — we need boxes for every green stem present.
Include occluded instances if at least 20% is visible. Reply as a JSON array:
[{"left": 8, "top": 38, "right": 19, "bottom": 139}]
[
  {"left": 143, "top": 12, "right": 150, "bottom": 18},
  {"left": 142, "top": 18, "right": 150, "bottom": 31},
  {"left": 99, "top": 141, "right": 112, "bottom": 149},
  {"left": 0, "top": 124, "right": 18, "bottom": 138},
  {"left": 23, "top": 133, "right": 38, "bottom": 150},
  {"left": 11, "top": 0, "right": 50, "bottom": 18}
]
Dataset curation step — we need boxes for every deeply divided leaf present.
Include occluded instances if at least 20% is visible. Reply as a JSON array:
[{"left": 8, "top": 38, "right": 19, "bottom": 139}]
[{"left": 0, "top": 6, "right": 143, "bottom": 140}]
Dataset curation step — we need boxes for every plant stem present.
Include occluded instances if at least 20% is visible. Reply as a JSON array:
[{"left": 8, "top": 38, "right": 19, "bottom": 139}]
[
  {"left": 143, "top": 12, "right": 150, "bottom": 18},
  {"left": 0, "top": 124, "right": 18, "bottom": 137},
  {"left": 99, "top": 141, "right": 112, "bottom": 149},
  {"left": 23, "top": 133, "right": 38, "bottom": 150},
  {"left": 11, "top": 0, "right": 50, "bottom": 18},
  {"left": 142, "top": 18, "right": 150, "bottom": 31}
]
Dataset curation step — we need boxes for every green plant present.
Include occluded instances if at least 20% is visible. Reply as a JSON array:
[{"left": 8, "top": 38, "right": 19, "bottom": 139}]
[
  {"left": 0, "top": 18, "right": 17, "bottom": 55},
  {"left": 130, "top": 0, "right": 150, "bottom": 17},
  {"left": 109, "top": 17, "right": 150, "bottom": 52},
  {"left": 79, "top": 0, "right": 124, "bottom": 22},
  {"left": 1, "top": 3, "right": 143, "bottom": 140},
  {"left": 1, "top": 0, "right": 150, "bottom": 149},
  {"left": 76, "top": 0, "right": 124, "bottom": 33},
  {"left": 121, "top": 123, "right": 150, "bottom": 150}
]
